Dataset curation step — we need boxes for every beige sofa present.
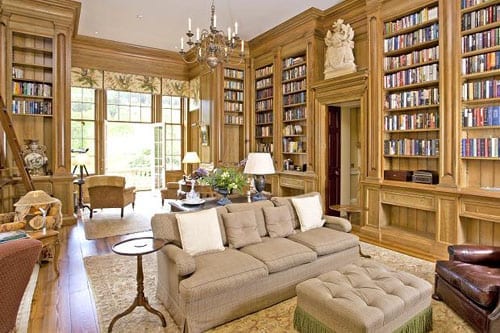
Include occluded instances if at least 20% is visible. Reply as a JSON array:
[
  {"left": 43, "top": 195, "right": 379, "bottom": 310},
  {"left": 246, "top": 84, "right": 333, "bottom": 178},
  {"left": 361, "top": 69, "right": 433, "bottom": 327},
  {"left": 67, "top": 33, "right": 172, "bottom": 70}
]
[{"left": 151, "top": 192, "right": 360, "bottom": 333}]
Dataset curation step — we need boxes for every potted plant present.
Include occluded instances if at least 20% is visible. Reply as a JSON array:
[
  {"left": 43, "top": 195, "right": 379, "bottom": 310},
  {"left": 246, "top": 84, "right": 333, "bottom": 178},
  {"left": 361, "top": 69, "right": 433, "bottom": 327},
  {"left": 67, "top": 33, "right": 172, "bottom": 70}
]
[{"left": 205, "top": 167, "right": 246, "bottom": 205}]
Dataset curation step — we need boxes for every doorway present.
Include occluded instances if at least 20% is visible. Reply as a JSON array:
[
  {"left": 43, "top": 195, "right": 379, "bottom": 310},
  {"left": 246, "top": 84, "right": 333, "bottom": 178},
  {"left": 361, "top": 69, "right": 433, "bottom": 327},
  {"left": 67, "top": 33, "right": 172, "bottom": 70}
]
[{"left": 326, "top": 103, "right": 361, "bottom": 216}]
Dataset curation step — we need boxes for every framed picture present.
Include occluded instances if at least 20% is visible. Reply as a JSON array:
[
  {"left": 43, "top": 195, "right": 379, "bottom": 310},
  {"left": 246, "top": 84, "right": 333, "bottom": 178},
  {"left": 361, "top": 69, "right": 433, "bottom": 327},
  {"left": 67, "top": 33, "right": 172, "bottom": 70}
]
[{"left": 201, "top": 125, "right": 209, "bottom": 146}]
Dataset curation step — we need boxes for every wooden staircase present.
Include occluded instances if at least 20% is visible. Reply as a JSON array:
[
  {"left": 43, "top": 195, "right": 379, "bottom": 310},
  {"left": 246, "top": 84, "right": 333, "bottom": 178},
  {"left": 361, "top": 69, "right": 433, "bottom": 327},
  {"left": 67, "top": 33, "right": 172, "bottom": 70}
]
[{"left": 0, "top": 96, "right": 35, "bottom": 191}]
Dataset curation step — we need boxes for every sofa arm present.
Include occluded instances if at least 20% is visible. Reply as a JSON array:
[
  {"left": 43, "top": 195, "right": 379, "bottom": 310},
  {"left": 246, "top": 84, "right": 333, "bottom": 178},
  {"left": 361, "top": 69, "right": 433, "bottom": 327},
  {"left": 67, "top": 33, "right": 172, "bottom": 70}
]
[
  {"left": 163, "top": 244, "right": 196, "bottom": 277},
  {"left": 448, "top": 245, "right": 500, "bottom": 265},
  {"left": 323, "top": 215, "right": 352, "bottom": 233}
]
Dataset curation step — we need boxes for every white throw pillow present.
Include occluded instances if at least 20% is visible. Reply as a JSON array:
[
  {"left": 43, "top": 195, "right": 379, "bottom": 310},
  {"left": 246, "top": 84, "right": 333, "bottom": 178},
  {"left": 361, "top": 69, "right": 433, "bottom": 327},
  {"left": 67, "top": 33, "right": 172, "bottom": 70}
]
[
  {"left": 291, "top": 195, "right": 325, "bottom": 232},
  {"left": 176, "top": 208, "right": 225, "bottom": 255}
]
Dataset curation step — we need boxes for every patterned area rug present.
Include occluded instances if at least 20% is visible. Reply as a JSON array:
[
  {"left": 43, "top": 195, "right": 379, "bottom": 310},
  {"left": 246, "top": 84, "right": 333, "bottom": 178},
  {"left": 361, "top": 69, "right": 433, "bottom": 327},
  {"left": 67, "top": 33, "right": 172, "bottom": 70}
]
[
  {"left": 82, "top": 210, "right": 152, "bottom": 240},
  {"left": 84, "top": 242, "right": 474, "bottom": 333}
]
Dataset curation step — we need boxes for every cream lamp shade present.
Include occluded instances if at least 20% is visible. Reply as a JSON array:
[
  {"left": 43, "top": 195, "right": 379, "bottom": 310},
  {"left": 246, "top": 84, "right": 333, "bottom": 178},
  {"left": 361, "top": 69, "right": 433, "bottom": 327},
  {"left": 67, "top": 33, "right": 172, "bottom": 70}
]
[
  {"left": 182, "top": 152, "right": 201, "bottom": 164},
  {"left": 14, "top": 190, "right": 59, "bottom": 207},
  {"left": 243, "top": 153, "right": 275, "bottom": 175},
  {"left": 243, "top": 153, "right": 275, "bottom": 201}
]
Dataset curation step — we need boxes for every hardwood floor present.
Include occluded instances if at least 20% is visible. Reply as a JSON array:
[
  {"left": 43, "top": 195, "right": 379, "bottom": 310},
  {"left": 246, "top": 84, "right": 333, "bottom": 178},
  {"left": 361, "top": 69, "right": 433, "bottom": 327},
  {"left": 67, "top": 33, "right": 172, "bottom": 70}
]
[{"left": 28, "top": 191, "right": 159, "bottom": 333}]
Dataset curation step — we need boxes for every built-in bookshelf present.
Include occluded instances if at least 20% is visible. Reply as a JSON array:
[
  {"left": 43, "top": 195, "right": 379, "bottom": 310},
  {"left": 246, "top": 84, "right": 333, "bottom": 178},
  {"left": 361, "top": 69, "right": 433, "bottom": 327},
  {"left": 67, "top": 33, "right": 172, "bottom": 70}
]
[
  {"left": 382, "top": 3, "right": 440, "bottom": 179},
  {"left": 255, "top": 64, "right": 274, "bottom": 154},
  {"left": 11, "top": 32, "right": 53, "bottom": 116},
  {"left": 459, "top": 0, "right": 500, "bottom": 187},
  {"left": 281, "top": 54, "right": 307, "bottom": 171},
  {"left": 223, "top": 67, "right": 244, "bottom": 125}
]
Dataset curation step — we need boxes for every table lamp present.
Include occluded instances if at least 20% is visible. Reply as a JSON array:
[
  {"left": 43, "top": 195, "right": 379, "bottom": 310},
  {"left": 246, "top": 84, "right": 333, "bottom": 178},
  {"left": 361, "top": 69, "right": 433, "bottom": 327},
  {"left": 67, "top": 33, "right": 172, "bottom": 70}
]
[
  {"left": 243, "top": 153, "right": 275, "bottom": 201},
  {"left": 182, "top": 152, "right": 201, "bottom": 199},
  {"left": 14, "top": 190, "right": 59, "bottom": 232}
]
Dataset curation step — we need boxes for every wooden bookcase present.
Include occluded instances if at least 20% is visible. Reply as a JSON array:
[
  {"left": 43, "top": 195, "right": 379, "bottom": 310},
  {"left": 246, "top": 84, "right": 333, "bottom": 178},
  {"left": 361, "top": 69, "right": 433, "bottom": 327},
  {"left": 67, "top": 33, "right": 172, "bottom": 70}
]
[
  {"left": 382, "top": 2, "right": 441, "bottom": 178},
  {"left": 281, "top": 54, "right": 307, "bottom": 172},
  {"left": 255, "top": 64, "right": 274, "bottom": 155},
  {"left": 459, "top": 0, "right": 500, "bottom": 188},
  {"left": 221, "top": 66, "right": 245, "bottom": 164}
]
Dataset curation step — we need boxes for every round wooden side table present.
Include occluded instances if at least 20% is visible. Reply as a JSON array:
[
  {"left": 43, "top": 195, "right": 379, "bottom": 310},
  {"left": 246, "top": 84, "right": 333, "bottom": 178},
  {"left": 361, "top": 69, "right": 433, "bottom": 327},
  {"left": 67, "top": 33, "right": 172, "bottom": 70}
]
[{"left": 108, "top": 237, "right": 168, "bottom": 332}]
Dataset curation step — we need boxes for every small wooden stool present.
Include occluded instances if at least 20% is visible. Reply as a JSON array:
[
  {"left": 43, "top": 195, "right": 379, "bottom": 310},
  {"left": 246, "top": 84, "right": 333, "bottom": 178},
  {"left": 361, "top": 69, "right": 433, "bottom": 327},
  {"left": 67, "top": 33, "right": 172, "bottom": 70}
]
[{"left": 29, "top": 229, "right": 60, "bottom": 276}]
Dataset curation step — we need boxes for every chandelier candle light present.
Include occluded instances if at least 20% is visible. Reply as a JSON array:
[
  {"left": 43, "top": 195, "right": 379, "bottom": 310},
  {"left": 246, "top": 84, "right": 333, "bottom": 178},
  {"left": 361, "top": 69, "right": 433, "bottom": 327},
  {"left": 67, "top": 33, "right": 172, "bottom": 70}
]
[{"left": 179, "top": 0, "right": 244, "bottom": 69}]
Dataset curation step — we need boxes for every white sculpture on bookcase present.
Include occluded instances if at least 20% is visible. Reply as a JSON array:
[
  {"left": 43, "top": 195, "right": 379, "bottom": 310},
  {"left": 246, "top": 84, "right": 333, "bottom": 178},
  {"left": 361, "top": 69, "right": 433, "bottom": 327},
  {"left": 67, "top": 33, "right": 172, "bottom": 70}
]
[{"left": 324, "top": 19, "right": 357, "bottom": 79}]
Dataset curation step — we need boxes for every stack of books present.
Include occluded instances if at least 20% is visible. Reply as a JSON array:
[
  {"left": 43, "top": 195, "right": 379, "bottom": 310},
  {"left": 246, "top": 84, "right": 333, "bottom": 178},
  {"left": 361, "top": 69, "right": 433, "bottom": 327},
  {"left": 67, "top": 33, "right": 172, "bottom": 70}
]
[{"left": 0, "top": 230, "right": 28, "bottom": 243}]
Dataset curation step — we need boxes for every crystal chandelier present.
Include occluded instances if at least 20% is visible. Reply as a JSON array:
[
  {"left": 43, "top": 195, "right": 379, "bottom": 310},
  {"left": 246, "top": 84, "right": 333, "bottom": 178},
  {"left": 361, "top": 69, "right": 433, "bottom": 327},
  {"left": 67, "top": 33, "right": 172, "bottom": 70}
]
[{"left": 179, "top": 0, "right": 244, "bottom": 69}]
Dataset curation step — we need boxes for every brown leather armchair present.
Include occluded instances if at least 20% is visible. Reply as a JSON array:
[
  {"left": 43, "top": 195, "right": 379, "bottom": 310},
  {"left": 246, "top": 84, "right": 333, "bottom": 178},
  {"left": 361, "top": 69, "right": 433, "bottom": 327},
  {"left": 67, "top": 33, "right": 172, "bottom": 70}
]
[
  {"left": 0, "top": 238, "right": 42, "bottom": 333},
  {"left": 433, "top": 245, "right": 500, "bottom": 333},
  {"left": 86, "top": 175, "right": 136, "bottom": 218}
]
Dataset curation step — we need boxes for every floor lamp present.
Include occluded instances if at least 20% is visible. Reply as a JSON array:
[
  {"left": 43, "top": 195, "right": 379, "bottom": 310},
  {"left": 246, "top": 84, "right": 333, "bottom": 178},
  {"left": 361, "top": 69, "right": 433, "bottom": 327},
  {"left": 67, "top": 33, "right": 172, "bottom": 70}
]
[{"left": 243, "top": 153, "right": 275, "bottom": 201}]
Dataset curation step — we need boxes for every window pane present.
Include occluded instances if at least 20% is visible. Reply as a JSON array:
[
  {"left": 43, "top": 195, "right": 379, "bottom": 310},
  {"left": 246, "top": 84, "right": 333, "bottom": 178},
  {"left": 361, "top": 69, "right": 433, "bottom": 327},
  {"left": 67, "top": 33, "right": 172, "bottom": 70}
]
[
  {"left": 71, "top": 87, "right": 96, "bottom": 173},
  {"left": 171, "top": 109, "right": 181, "bottom": 123},
  {"left": 107, "top": 90, "right": 152, "bottom": 123}
]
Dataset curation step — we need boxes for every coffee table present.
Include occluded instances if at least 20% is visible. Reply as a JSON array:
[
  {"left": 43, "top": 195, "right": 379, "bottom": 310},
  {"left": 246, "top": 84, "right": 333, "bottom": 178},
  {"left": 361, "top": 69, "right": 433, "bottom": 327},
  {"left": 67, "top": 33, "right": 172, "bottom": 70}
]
[
  {"left": 168, "top": 195, "right": 251, "bottom": 212},
  {"left": 108, "top": 237, "right": 168, "bottom": 332}
]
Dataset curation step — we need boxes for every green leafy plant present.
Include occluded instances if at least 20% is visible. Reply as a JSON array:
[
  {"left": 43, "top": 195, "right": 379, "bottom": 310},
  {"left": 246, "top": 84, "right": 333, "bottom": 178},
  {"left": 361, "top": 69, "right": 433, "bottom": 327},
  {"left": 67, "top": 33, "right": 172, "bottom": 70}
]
[{"left": 205, "top": 167, "right": 246, "bottom": 194}]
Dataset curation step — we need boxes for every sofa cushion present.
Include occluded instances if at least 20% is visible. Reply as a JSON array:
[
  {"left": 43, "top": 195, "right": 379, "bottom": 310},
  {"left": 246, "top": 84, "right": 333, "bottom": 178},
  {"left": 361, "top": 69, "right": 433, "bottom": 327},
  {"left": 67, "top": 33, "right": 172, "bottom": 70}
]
[
  {"left": 240, "top": 238, "right": 317, "bottom": 273},
  {"left": 291, "top": 194, "right": 324, "bottom": 231},
  {"left": 222, "top": 210, "right": 262, "bottom": 249},
  {"left": 263, "top": 205, "right": 295, "bottom": 238},
  {"left": 179, "top": 248, "right": 268, "bottom": 300},
  {"left": 176, "top": 208, "right": 225, "bottom": 256},
  {"left": 225, "top": 200, "right": 274, "bottom": 237},
  {"left": 436, "top": 260, "right": 500, "bottom": 308},
  {"left": 271, "top": 192, "right": 322, "bottom": 230},
  {"left": 287, "top": 227, "right": 359, "bottom": 256}
]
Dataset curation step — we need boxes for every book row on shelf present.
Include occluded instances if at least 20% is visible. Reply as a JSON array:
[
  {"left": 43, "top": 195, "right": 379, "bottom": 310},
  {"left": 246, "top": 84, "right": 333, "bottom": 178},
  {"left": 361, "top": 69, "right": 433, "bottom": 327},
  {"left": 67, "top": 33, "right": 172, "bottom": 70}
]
[
  {"left": 256, "top": 77, "right": 272, "bottom": 89},
  {"left": 461, "top": 0, "right": 496, "bottom": 10},
  {"left": 12, "top": 81, "right": 52, "bottom": 97},
  {"left": 12, "top": 67, "right": 26, "bottom": 79},
  {"left": 384, "top": 112, "right": 439, "bottom": 131},
  {"left": 283, "top": 106, "right": 306, "bottom": 121},
  {"left": 224, "top": 80, "right": 244, "bottom": 90},
  {"left": 462, "top": 105, "right": 500, "bottom": 127},
  {"left": 384, "top": 23, "right": 439, "bottom": 53},
  {"left": 383, "top": 46, "right": 439, "bottom": 71},
  {"left": 224, "top": 101, "right": 243, "bottom": 112},
  {"left": 256, "top": 143, "right": 273, "bottom": 153},
  {"left": 224, "top": 90, "right": 244, "bottom": 101},
  {"left": 12, "top": 100, "right": 52, "bottom": 115},
  {"left": 283, "top": 79, "right": 306, "bottom": 94},
  {"left": 384, "top": 63, "right": 438, "bottom": 88},
  {"left": 256, "top": 87, "right": 273, "bottom": 100},
  {"left": 462, "top": 79, "right": 500, "bottom": 100},
  {"left": 256, "top": 126, "right": 272, "bottom": 137},
  {"left": 385, "top": 87, "right": 439, "bottom": 109},
  {"left": 383, "top": 6, "right": 438, "bottom": 35},
  {"left": 462, "top": 137, "right": 500, "bottom": 157},
  {"left": 384, "top": 138, "right": 440, "bottom": 156},
  {"left": 283, "top": 56, "right": 305, "bottom": 68},
  {"left": 462, "top": 51, "right": 500, "bottom": 74},
  {"left": 224, "top": 68, "right": 244, "bottom": 79},
  {"left": 224, "top": 114, "right": 243, "bottom": 125},
  {"left": 461, "top": 27, "right": 500, "bottom": 53},
  {"left": 256, "top": 65, "right": 273, "bottom": 78},
  {"left": 282, "top": 65, "right": 306, "bottom": 81},
  {"left": 283, "top": 124, "right": 303, "bottom": 136},
  {"left": 256, "top": 99, "right": 273, "bottom": 111},
  {"left": 283, "top": 138, "right": 305, "bottom": 153},
  {"left": 256, "top": 112, "right": 273, "bottom": 124},
  {"left": 461, "top": 4, "right": 499, "bottom": 31},
  {"left": 283, "top": 91, "right": 306, "bottom": 106}
]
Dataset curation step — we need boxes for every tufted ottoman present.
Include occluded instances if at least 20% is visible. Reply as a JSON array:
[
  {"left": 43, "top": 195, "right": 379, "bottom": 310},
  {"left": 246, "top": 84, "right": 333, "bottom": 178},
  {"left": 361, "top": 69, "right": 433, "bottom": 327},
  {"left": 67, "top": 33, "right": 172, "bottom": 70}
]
[{"left": 293, "top": 261, "right": 433, "bottom": 333}]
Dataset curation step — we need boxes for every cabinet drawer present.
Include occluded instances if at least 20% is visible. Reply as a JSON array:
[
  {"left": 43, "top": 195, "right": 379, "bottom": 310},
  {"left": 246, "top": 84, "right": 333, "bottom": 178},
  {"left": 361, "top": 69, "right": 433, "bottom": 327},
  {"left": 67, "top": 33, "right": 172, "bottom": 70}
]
[
  {"left": 461, "top": 199, "right": 500, "bottom": 223},
  {"left": 381, "top": 190, "right": 435, "bottom": 211},
  {"left": 280, "top": 176, "right": 304, "bottom": 190}
]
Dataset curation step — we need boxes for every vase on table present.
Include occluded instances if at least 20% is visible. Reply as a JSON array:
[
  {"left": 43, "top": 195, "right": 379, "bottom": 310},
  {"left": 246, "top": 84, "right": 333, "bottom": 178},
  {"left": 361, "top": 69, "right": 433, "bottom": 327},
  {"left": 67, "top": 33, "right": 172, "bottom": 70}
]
[{"left": 215, "top": 188, "right": 231, "bottom": 206}]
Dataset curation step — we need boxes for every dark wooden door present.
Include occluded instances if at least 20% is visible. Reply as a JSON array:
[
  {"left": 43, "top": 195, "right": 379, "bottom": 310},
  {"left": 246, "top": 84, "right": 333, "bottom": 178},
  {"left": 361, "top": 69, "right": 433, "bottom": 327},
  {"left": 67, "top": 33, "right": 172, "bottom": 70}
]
[{"left": 327, "top": 106, "right": 341, "bottom": 215}]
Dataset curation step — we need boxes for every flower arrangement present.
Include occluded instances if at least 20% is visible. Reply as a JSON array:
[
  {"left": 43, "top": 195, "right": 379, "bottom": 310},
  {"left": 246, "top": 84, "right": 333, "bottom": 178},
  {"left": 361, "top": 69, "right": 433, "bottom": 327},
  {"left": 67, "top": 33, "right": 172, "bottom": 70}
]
[{"left": 205, "top": 167, "right": 246, "bottom": 194}]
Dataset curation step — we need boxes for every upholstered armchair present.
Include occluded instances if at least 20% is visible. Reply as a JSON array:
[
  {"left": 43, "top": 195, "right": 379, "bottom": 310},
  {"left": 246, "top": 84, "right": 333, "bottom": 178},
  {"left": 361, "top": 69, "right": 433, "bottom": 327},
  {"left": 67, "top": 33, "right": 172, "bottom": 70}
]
[
  {"left": 0, "top": 238, "right": 42, "bottom": 333},
  {"left": 86, "top": 175, "right": 136, "bottom": 218},
  {"left": 160, "top": 181, "right": 183, "bottom": 206},
  {"left": 433, "top": 244, "right": 500, "bottom": 333}
]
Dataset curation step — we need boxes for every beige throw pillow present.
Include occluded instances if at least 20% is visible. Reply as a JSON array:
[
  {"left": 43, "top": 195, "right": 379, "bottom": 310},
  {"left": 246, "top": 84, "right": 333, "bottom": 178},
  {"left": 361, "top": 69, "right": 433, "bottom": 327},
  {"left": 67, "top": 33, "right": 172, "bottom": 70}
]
[
  {"left": 222, "top": 210, "right": 262, "bottom": 249},
  {"left": 176, "top": 208, "right": 225, "bottom": 255},
  {"left": 291, "top": 194, "right": 325, "bottom": 232},
  {"left": 263, "top": 205, "right": 295, "bottom": 238}
]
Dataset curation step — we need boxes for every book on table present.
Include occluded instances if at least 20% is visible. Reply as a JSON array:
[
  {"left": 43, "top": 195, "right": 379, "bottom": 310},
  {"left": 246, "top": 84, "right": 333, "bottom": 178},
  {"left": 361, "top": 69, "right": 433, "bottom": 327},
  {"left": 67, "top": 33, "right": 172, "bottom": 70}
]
[{"left": 0, "top": 230, "right": 28, "bottom": 243}]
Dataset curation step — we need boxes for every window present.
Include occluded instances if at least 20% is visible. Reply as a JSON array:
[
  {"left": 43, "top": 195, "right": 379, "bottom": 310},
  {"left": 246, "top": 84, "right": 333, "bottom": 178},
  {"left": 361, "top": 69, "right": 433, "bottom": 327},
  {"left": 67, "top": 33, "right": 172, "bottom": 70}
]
[
  {"left": 162, "top": 96, "right": 182, "bottom": 171},
  {"left": 71, "top": 87, "right": 96, "bottom": 174},
  {"left": 107, "top": 90, "right": 152, "bottom": 122}
]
